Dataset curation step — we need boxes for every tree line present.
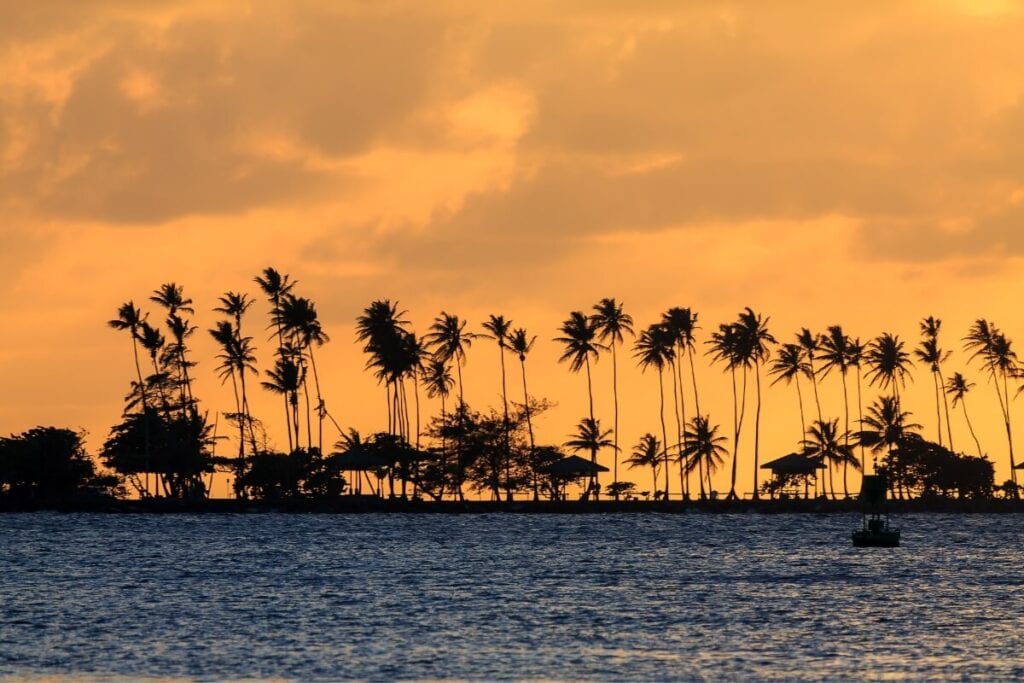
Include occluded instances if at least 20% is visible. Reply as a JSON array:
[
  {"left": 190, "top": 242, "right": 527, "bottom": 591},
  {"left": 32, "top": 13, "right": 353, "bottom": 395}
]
[{"left": 3, "top": 266, "right": 1017, "bottom": 504}]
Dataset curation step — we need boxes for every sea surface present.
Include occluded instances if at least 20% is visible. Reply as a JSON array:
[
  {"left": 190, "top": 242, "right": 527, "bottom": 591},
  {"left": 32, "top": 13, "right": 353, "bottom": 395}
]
[{"left": 1, "top": 512, "right": 1023, "bottom": 681}]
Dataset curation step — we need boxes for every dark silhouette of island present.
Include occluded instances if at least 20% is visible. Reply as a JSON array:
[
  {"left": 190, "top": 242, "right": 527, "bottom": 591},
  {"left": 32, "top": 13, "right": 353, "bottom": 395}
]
[{"left": 1, "top": 266, "right": 1017, "bottom": 511}]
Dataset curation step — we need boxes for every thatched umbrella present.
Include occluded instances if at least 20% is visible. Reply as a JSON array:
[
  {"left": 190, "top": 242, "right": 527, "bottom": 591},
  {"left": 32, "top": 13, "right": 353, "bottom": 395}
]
[
  {"left": 331, "top": 450, "right": 391, "bottom": 496},
  {"left": 539, "top": 455, "right": 609, "bottom": 500},
  {"left": 760, "top": 453, "right": 824, "bottom": 499}
]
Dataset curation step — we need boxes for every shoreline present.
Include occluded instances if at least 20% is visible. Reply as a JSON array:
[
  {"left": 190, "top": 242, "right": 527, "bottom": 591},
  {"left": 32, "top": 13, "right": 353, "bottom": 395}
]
[{"left": 3, "top": 497, "right": 1023, "bottom": 514}]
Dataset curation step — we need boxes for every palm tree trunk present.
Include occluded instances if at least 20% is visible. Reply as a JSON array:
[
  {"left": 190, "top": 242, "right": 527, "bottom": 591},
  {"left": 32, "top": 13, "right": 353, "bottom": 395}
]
[
  {"left": 658, "top": 367, "right": 669, "bottom": 499},
  {"left": 751, "top": 363, "right": 763, "bottom": 501},
  {"left": 670, "top": 358, "right": 684, "bottom": 498},
  {"left": 960, "top": 395, "right": 984, "bottom": 456},
  {"left": 809, "top": 360, "right": 824, "bottom": 425},
  {"left": 1001, "top": 371, "right": 1016, "bottom": 486},
  {"left": 308, "top": 346, "right": 324, "bottom": 454},
  {"left": 938, "top": 369, "right": 954, "bottom": 451},
  {"left": 728, "top": 367, "right": 739, "bottom": 500},
  {"left": 856, "top": 366, "right": 866, "bottom": 473},
  {"left": 440, "top": 393, "right": 448, "bottom": 500},
  {"left": 239, "top": 368, "right": 258, "bottom": 456},
  {"left": 499, "top": 346, "right": 511, "bottom": 502},
  {"left": 455, "top": 362, "right": 465, "bottom": 501},
  {"left": 520, "top": 359, "right": 538, "bottom": 501},
  {"left": 794, "top": 374, "right": 807, "bottom": 443},
  {"left": 675, "top": 345, "right": 688, "bottom": 499},
  {"left": 302, "top": 367, "right": 313, "bottom": 452},
  {"left": 584, "top": 355, "right": 598, "bottom": 496},
  {"left": 932, "top": 371, "right": 944, "bottom": 447},
  {"left": 129, "top": 335, "right": 151, "bottom": 498},
  {"left": 841, "top": 370, "right": 850, "bottom": 498},
  {"left": 611, "top": 342, "right": 620, "bottom": 499},
  {"left": 990, "top": 369, "right": 1015, "bottom": 486}
]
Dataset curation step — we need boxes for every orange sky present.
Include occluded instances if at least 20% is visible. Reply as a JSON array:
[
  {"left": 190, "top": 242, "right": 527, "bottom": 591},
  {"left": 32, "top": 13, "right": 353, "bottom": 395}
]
[{"left": 3, "top": 1, "right": 1024, "bottom": 497}]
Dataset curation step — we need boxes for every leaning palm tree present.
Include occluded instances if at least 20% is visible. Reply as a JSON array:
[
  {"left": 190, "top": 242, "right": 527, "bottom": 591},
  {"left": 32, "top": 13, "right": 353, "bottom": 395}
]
[
  {"left": 681, "top": 415, "right": 728, "bottom": 499},
  {"left": 482, "top": 314, "right": 514, "bottom": 501},
  {"left": 734, "top": 308, "right": 775, "bottom": 500},
  {"left": 946, "top": 372, "right": 983, "bottom": 456},
  {"left": 769, "top": 343, "right": 811, "bottom": 443},
  {"left": 108, "top": 301, "right": 152, "bottom": 495},
  {"left": 801, "top": 419, "right": 859, "bottom": 500},
  {"left": 255, "top": 268, "right": 297, "bottom": 450},
  {"left": 633, "top": 323, "right": 675, "bottom": 498},
  {"left": 708, "top": 323, "right": 747, "bottom": 500},
  {"left": 564, "top": 417, "right": 617, "bottom": 498},
  {"left": 964, "top": 320, "right": 1018, "bottom": 484},
  {"left": 819, "top": 325, "right": 855, "bottom": 497},
  {"left": 848, "top": 337, "right": 867, "bottom": 472},
  {"left": 555, "top": 311, "right": 606, "bottom": 426},
  {"left": 592, "top": 298, "right": 635, "bottom": 498},
  {"left": 625, "top": 433, "right": 662, "bottom": 498},
  {"left": 796, "top": 328, "right": 825, "bottom": 424},
  {"left": 915, "top": 316, "right": 953, "bottom": 449},
  {"left": 509, "top": 327, "right": 539, "bottom": 500}
]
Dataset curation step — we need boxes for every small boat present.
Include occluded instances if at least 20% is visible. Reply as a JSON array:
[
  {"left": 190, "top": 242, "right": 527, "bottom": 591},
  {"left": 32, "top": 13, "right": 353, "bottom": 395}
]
[{"left": 852, "top": 474, "right": 900, "bottom": 547}]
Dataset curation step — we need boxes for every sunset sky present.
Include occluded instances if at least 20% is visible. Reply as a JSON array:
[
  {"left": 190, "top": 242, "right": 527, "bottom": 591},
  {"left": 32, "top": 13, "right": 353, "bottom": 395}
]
[{"left": 3, "top": 1, "right": 1024, "bottom": 496}]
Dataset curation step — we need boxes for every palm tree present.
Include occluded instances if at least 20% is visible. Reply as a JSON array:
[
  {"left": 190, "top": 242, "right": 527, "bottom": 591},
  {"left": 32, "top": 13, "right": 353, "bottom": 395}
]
[
  {"left": 848, "top": 337, "right": 867, "bottom": 473},
  {"left": 946, "top": 372, "right": 983, "bottom": 456},
  {"left": 150, "top": 283, "right": 197, "bottom": 410},
  {"left": 858, "top": 396, "right": 921, "bottom": 499},
  {"left": 108, "top": 301, "right": 152, "bottom": 495},
  {"left": 255, "top": 268, "right": 297, "bottom": 451},
  {"left": 634, "top": 323, "right": 675, "bottom": 497},
  {"left": 214, "top": 292, "right": 257, "bottom": 454},
  {"left": 708, "top": 323, "right": 746, "bottom": 500},
  {"left": 210, "top": 320, "right": 258, "bottom": 490},
  {"left": 555, "top": 311, "right": 606, "bottom": 425},
  {"left": 865, "top": 333, "right": 914, "bottom": 417},
  {"left": 769, "top": 343, "right": 811, "bottom": 443},
  {"left": 564, "top": 418, "right": 616, "bottom": 499},
  {"left": 356, "top": 300, "right": 411, "bottom": 438},
  {"left": 796, "top": 328, "right": 825, "bottom": 424},
  {"left": 801, "top": 419, "right": 859, "bottom": 499},
  {"left": 735, "top": 308, "right": 775, "bottom": 500},
  {"left": 626, "top": 433, "right": 662, "bottom": 498},
  {"left": 482, "top": 314, "right": 514, "bottom": 501},
  {"left": 592, "top": 299, "right": 635, "bottom": 498},
  {"left": 662, "top": 307, "right": 700, "bottom": 497},
  {"left": 425, "top": 312, "right": 477, "bottom": 499},
  {"left": 277, "top": 294, "right": 330, "bottom": 453},
  {"left": 964, "top": 320, "right": 1018, "bottom": 485},
  {"left": 915, "top": 317, "right": 953, "bottom": 449},
  {"left": 680, "top": 415, "right": 728, "bottom": 499},
  {"left": 819, "top": 325, "right": 855, "bottom": 497},
  {"left": 261, "top": 354, "right": 303, "bottom": 450},
  {"left": 423, "top": 357, "right": 454, "bottom": 498},
  {"left": 509, "top": 327, "right": 538, "bottom": 499}
]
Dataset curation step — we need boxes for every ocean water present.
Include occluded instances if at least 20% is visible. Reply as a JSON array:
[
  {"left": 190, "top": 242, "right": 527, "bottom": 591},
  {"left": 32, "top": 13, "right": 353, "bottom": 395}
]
[{"left": 1, "top": 512, "right": 1023, "bottom": 681}]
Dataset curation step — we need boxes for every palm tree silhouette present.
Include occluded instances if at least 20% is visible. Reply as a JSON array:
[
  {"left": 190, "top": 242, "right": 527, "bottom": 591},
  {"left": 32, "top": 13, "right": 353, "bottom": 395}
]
[
  {"left": 150, "top": 283, "right": 197, "bottom": 411},
  {"left": 555, "top": 311, "right": 606, "bottom": 424},
  {"left": 626, "top": 433, "right": 662, "bottom": 498},
  {"left": 796, "top": 328, "right": 825, "bottom": 425},
  {"left": 276, "top": 294, "right": 330, "bottom": 453},
  {"left": 356, "top": 300, "right": 411, "bottom": 440},
  {"left": 848, "top": 337, "right": 867, "bottom": 473},
  {"left": 708, "top": 323, "right": 745, "bottom": 500},
  {"left": 209, "top": 320, "right": 258, "bottom": 492},
  {"left": 858, "top": 395, "right": 921, "bottom": 498},
  {"left": 564, "top": 418, "right": 616, "bottom": 499},
  {"left": 680, "top": 415, "right": 727, "bottom": 499},
  {"left": 769, "top": 343, "right": 811, "bottom": 443},
  {"left": 108, "top": 301, "right": 153, "bottom": 496},
  {"left": 509, "top": 327, "right": 539, "bottom": 499},
  {"left": 801, "top": 419, "right": 859, "bottom": 499},
  {"left": 255, "top": 267, "right": 297, "bottom": 451},
  {"left": 945, "top": 372, "right": 983, "bottom": 456},
  {"left": 423, "top": 357, "right": 454, "bottom": 497},
  {"left": 592, "top": 299, "right": 635, "bottom": 499},
  {"left": 634, "top": 323, "right": 675, "bottom": 498},
  {"left": 482, "top": 314, "right": 514, "bottom": 501},
  {"left": 964, "top": 320, "right": 1018, "bottom": 486},
  {"left": 214, "top": 292, "right": 257, "bottom": 455},
  {"left": 662, "top": 307, "right": 700, "bottom": 497},
  {"left": 735, "top": 308, "right": 775, "bottom": 500},
  {"left": 819, "top": 325, "right": 855, "bottom": 497},
  {"left": 262, "top": 352, "right": 304, "bottom": 450},
  {"left": 865, "top": 333, "right": 913, "bottom": 418},
  {"left": 425, "top": 312, "right": 477, "bottom": 499},
  {"left": 915, "top": 317, "right": 953, "bottom": 449}
]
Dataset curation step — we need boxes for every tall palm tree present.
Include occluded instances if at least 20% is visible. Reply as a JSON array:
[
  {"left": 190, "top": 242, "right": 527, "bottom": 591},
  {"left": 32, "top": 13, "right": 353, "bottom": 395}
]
[
  {"left": 681, "top": 415, "right": 728, "bottom": 499},
  {"left": 735, "top": 308, "right": 775, "bottom": 500},
  {"left": 555, "top": 311, "right": 606, "bottom": 426},
  {"left": 423, "top": 357, "right": 454, "bottom": 498},
  {"left": 482, "top": 314, "right": 514, "bottom": 501},
  {"left": 858, "top": 396, "right": 921, "bottom": 499},
  {"left": 964, "top": 320, "right": 1018, "bottom": 485},
  {"left": 946, "top": 372, "right": 983, "bottom": 456},
  {"left": 356, "top": 300, "right": 410, "bottom": 438},
  {"left": 708, "top": 323, "right": 747, "bottom": 500},
  {"left": 214, "top": 292, "right": 257, "bottom": 454},
  {"left": 210, "top": 320, "right": 258, "bottom": 491},
  {"left": 796, "top": 328, "right": 825, "bottom": 424},
  {"left": 564, "top": 418, "right": 616, "bottom": 499},
  {"left": 277, "top": 294, "right": 330, "bottom": 453},
  {"left": 819, "top": 325, "right": 855, "bottom": 497},
  {"left": 634, "top": 323, "right": 675, "bottom": 497},
  {"left": 150, "top": 283, "right": 197, "bottom": 410},
  {"left": 592, "top": 298, "right": 635, "bottom": 498},
  {"left": 255, "top": 267, "right": 297, "bottom": 451},
  {"left": 848, "top": 337, "right": 867, "bottom": 472},
  {"left": 509, "top": 328, "right": 539, "bottom": 499},
  {"left": 662, "top": 307, "right": 700, "bottom": 497},
  {"left": 625, "top": 433, "right": 662, "bottom": 498},
  {"left": 801, "top": 419, "right": 859, "bottom": 499},
  {"left": 769, "top": 343, "right": 811, "bottom": 443},
  {"left": 261, "top": 354, "right": 303, "bottom": 450},
  {"left": 915, "top": 317, "right": 953, "bottom": 449},
  {"left": 108, "top": 301, "right": 152, "bottom": 495}
]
